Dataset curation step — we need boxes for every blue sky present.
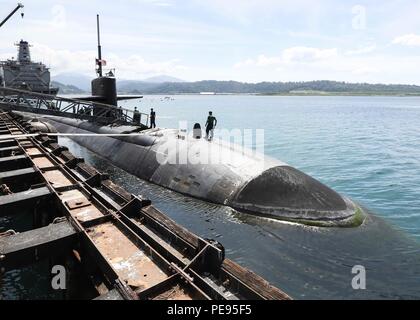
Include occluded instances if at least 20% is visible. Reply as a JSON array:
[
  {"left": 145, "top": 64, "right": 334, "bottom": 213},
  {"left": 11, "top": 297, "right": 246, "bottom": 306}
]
[{"left": 1, "top": 0, "right": 420, "bottom": 83}]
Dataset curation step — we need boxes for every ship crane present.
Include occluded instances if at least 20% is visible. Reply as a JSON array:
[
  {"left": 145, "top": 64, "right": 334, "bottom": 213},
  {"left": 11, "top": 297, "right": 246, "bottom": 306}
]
[{"left": 0, "top": 3, "right": 24, "bottom": 29}]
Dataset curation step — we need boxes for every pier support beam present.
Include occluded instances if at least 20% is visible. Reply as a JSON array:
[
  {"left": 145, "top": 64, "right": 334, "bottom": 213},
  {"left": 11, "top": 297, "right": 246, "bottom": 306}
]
[
  {"left": 0, "top": 186, "right": 52, "bottom": 214},
  {"left": 0, "top": 220, "right": 79, "bottom": 270}
]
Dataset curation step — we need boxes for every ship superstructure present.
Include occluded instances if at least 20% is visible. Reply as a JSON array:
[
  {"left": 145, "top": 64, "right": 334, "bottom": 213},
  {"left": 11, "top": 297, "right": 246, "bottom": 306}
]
[{"left": 0, "top": 40, "right": 58, "bottom": 94}]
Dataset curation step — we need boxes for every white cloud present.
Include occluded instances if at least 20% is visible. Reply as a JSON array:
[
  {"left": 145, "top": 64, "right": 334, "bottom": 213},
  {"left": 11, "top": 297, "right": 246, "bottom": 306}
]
[
  {"left": 256, "top": 55, "right": 283, "bottom": 67},
  {"left": 351, "top": 66, "right": 380, "bottom": 75},
  {"left": 234, "top": 46, "right": 338, "bottom": 69},
  {"left": 8, "top": 43, "right": 188, "bottom": 79},
  {"left": 282, "top": 47, "right": 337, "bottom": 63},
  {"left": 106, "top": 53, "right": 188, "bottom": 79},
  {"left": 392, "top": 34, "right": 420, "bottom": 47},
  {"left": 232, "top": 47, "right": 397, "bottom": 82},
  {"left": 345, "top": 45, "right": 377, "bottom": 55},
  {"left": 233, "top": 58, "right": 255, "bottom": 68}
]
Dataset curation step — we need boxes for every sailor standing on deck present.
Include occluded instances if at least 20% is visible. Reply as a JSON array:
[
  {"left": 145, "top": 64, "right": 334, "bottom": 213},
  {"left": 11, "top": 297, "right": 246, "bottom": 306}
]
[
  {"left": 150, "top": 108, "right": 156, "bottom": 128},
  {"left": 133, "top": 107, "right": 141, "bottom": 125},
  {"left": 205, "top": 111, "right": 217, "bottom": 141}
]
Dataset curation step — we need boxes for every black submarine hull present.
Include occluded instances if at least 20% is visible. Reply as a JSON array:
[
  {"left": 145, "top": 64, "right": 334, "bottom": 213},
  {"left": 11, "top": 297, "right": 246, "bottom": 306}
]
[{"left": 33, "top": 115, "right": 364, "bottom": 228}]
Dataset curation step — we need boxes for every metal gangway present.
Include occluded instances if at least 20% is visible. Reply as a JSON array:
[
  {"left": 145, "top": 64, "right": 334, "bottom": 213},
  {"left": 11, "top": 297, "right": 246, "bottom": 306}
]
[{"left": 0, "top": 87, "right": 148, "bottom": 126}]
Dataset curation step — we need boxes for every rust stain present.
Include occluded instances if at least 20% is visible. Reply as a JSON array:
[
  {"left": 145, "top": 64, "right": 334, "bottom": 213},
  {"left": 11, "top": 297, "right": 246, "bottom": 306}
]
[
  {"left": 43, "top": 170, "right": 73, "bottom": 188},
  {"left": 59, "top": 189, "right": 104, "bottom": 222},
  {"left": 152, "top": 285, "right": 194, "bottom": 300},
  {"left": 25, "top": 147, "right": 42, "bottom": 156},
  {"left": 88, "top": 222, "right": 168, "bottom": 290},
  {"left": 32, "top": 157, "right": 54, "bottom": 169}
]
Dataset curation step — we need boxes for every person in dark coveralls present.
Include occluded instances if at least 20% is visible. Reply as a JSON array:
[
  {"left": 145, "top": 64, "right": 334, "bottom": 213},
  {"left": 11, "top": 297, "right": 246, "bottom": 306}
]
[
  {"left": 150, "top": 108, "right": 156, "bottom": 128},
  {"left": 205, "top": 111, "right": 217, "bottom": 141},
  {"left": 133, "top": 107, "right": 141, "bottom": 125}
]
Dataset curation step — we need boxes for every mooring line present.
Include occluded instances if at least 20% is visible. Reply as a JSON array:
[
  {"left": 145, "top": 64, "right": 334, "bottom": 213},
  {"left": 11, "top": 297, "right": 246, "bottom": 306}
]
[{"left": 0, "top": 132, "right": 151, "bottom": 140}]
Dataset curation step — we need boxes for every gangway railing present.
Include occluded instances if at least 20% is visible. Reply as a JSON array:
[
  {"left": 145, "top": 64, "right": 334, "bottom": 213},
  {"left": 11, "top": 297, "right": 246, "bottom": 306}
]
[{"left": 0, "top": 87, "right": 149, "bottom": 126}]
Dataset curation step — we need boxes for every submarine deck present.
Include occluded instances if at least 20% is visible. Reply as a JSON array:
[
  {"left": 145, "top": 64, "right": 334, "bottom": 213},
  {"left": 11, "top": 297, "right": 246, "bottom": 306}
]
[{"left": 0, "top": 110, "right": 291, "bottom": 300}]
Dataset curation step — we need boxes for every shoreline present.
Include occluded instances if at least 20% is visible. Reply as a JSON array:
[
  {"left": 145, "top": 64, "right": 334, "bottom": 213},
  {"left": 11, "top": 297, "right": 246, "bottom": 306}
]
[{"left": 115, "top": 92, "right": 420, "bottom": 97}]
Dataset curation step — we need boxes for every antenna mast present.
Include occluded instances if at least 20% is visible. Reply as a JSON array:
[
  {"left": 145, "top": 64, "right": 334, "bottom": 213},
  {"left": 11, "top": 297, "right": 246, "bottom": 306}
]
[{"left": 96, "top": 14, "right": 103, "bottom": 77}]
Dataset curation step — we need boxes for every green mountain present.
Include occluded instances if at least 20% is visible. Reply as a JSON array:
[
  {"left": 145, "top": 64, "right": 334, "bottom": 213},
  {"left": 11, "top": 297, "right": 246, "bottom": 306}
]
[
  {"left": 52, "top": 81, "right": 85, "bottom": 94},
  {"left": 118, "top": 80, "right": 420, "bottom": 96}
]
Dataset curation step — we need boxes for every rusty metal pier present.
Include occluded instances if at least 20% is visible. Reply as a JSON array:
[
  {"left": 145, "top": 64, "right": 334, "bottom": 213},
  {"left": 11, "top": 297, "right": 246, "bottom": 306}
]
[{"left": 0, "top": 110, "right": 291, "bottom": 300}]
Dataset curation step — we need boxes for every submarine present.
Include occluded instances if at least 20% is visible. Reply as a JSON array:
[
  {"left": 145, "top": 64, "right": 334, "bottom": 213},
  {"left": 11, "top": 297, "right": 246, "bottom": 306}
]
[
  {"left": 15, "top": 15, "right": 365, "bottom": 228},
  {"left": 30, "top": 114, "right": 365, "bottom": 227}
]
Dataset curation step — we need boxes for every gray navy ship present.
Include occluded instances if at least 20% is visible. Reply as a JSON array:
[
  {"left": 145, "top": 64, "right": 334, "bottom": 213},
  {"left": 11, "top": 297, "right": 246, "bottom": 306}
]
[{"left": 0, "top": 40, "right": 58, "bottom": 94}]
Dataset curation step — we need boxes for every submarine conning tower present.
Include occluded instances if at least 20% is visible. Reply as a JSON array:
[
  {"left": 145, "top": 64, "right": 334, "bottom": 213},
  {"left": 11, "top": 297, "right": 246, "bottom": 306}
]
[{"left": 92, "top": 76, "right": 117, "bottom": 107}]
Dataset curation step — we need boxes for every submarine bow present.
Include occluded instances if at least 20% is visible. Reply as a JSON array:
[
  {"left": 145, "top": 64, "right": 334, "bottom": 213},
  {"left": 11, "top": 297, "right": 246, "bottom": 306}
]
[
  {"left": 229, "top": 166, "right": 360, "bottom": 225},
  {"left": 21, "top": 114, "right": 364, "bottom": 227}
]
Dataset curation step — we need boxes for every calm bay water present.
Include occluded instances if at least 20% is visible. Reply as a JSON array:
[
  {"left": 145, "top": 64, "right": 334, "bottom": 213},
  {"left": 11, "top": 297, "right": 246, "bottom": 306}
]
[
  {"left": 122, "top": 95, "right": 419, "bottom": 299},
  {"left": 126, "top": 95, "right": 420, "bottom": 241},
  {"left": 2, "top": 95, "right": 420, "bottom": 299}
]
